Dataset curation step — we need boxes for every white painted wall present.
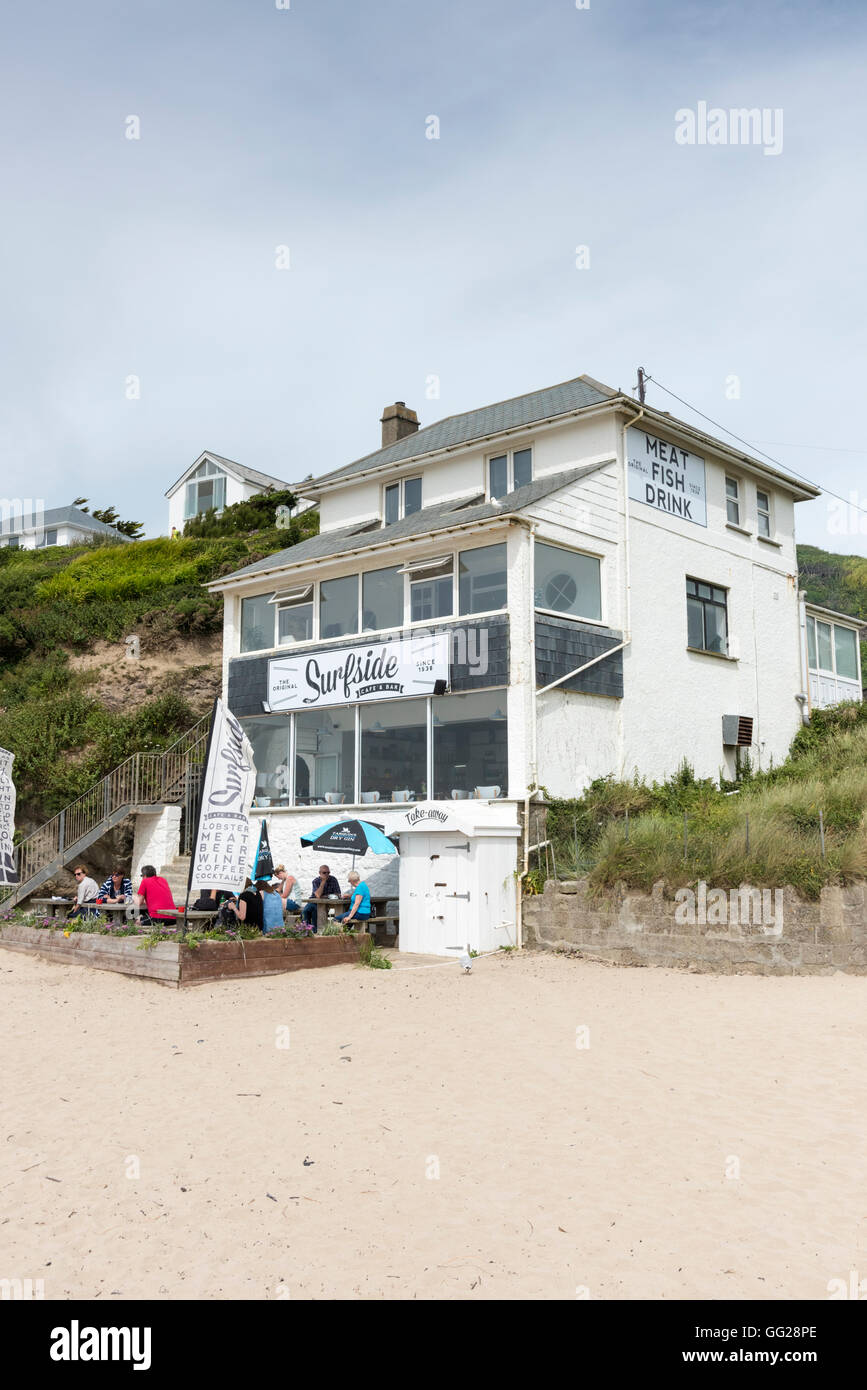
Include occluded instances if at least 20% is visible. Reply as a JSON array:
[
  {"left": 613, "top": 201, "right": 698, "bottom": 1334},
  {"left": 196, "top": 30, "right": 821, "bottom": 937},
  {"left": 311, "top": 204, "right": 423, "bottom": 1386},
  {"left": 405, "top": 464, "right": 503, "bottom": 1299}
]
[
  {"left": 317, "top": 411, "right": 619, "bottom": 532},
  {"left": 131, "top": 807, "right": 182, "bottom": 878}
]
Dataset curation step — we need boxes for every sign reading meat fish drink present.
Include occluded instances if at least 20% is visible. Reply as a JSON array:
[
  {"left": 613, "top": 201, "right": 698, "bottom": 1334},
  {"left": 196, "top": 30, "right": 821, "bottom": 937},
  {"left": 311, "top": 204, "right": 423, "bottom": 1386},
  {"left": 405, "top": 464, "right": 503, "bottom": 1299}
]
[
  {"left": 189, "top": 700, "right": 256, "bottom": 892},
  {"left": 627, "top": 427, "right": 707, "bottom": 527},
  {"left": 0, "top": 747, "right": 18, "bottom": 885},
  {"left": 266, "top": 633, "right": 449, "bottom": 712}
]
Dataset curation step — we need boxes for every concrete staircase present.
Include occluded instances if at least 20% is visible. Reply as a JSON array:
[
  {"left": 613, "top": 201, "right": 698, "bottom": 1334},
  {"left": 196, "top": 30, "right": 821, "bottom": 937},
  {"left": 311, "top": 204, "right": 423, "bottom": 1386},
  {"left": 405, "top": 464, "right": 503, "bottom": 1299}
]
[{"left": 159, "top": 855, "right": 193, "bottom": 906}]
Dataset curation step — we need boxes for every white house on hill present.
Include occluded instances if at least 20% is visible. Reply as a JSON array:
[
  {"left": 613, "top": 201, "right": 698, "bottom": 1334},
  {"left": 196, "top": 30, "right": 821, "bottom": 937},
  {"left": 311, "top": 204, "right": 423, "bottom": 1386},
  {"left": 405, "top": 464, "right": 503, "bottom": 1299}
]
[
  {"left": 166, "top": 451, "right": 306, "bottom": 534},
  {"left": 0, "top": 504, "right": 132, "bottom": 550}
]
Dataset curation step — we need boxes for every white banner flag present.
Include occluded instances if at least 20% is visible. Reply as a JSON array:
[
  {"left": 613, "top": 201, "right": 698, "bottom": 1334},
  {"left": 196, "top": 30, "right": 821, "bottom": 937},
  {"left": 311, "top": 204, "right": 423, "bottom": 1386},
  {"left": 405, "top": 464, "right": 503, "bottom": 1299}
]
[
  {"left": 190, "top": 701, "right": 256, "bottom": 893},
  {"left": 0, "top": 747, "right": 19, "bottom": 885}
]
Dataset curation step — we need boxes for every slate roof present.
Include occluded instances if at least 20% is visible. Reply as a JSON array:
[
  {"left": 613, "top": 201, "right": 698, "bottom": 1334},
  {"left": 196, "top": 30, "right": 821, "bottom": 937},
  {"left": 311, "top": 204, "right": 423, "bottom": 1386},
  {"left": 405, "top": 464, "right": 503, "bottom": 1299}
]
[
  {"left": 209, "top": 462, "right": 607, "bottom": 589},
  {"left": 308, "top": 375, "right": 616, "bottom": 489},
  {"left": 11, "top": 506, "right": 132, "bottom": 540}
]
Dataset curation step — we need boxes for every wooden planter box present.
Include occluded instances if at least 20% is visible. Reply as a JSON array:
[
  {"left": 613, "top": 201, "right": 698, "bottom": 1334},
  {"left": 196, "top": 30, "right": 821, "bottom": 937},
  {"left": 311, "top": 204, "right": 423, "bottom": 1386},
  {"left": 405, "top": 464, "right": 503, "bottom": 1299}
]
[{"left": 0, "top": 924, "right": 369, "bottom": 988}]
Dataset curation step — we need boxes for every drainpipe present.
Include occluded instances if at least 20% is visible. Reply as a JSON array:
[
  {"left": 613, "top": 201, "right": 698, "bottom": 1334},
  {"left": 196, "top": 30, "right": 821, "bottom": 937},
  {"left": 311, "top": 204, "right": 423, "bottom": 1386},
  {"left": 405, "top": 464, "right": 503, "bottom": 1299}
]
[{"left": 797, "top": 588, "right": 812, "bottom": 724}]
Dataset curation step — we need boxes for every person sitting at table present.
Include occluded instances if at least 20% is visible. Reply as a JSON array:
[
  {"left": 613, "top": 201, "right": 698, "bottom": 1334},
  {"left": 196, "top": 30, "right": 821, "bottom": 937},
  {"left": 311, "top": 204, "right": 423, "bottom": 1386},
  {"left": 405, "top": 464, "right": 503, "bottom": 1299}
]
[
  {"left": 336, "top": 870, "right": 371, "bottom": 930},
  {"left": 67, "top": 864, "right": 100, "bottom": 920},
  {"left": 302, "top": 864, "right": 341, "bottom": 931},
  {"left": 225, "top": 877, "right": 264, "bottom": 930},
  {"left": 96, "top": 867, "right": 133, "bottom": 903},
  {"left": 274, "top": 864, "right": 302, "bottom": 913},
  {"left": 133, "top": 865, "right": 177, "bottom": 926}
]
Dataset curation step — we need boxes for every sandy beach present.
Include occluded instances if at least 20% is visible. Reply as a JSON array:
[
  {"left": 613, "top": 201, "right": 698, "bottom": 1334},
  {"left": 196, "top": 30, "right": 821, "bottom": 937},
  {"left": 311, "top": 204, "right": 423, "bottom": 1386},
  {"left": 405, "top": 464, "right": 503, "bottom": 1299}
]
[{"left": 2, "top": 948, "right": 865, "bottom": 1301}]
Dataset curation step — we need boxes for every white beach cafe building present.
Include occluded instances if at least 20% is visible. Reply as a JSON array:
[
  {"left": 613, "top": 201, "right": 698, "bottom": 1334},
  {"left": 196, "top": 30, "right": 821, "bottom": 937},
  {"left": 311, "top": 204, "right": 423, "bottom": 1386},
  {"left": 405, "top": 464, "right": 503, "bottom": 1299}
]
[{"left": 208, "top": 377, "right": 862, "bottom": 955}]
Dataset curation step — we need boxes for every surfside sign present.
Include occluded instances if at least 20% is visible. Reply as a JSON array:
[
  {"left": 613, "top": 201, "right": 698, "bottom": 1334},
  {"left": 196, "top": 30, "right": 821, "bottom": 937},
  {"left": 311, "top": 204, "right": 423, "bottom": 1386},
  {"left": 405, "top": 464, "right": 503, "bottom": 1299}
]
[
  {"left": 627, "top": 427, "right": 707, "bottom": 527},
  {"left": 265, "top": 632, "right": 449, "bottom": 712}
]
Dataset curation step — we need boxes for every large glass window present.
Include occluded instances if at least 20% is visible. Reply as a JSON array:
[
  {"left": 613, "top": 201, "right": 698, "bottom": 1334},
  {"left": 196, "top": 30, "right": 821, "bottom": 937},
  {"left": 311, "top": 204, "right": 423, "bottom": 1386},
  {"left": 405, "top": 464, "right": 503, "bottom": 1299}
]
[
  {"left": 241, "top": 593, "right": 274, "bottom": 653},
  {"left": 816, "top": 619, "right": 833, "bottom": 672},
  {"left": 362, "top": 566, "right": 404, "bottom": 632},
  {"left": 433, "top": 691, "right": 508, "bottom": 800},
  {"left": 360, "top": 699, "right": 427, "bottom": 803},
  {"left": 184, "top": 462, "right": 226, "bottom": 520},
  {"left": 459, "top": 543, "right": 507, "bottom": 615},
  {"left": 489, "top": 454, "right": 508, "bottom": 499},
  {"left": 834, "top": 626, "right": 859, "bottom": 681},
  {"left": 241, "top": 716, "right": 292, "bottom": 805},
  {"left": 384, "top": 484, "right": 400, "bottom": 526},
  {"left": 409, "top": 557, "right": 453, "bottom": 623},
  {"left": 278, "top": 600, "right": 313, "bottom": 645},
  {"left": 403, "top": 476, "right": 422, "bottom": 516},
  {"left": 320, "top": 575, "right": 359, "bottom": 640},
  {"left": 294, "top": 708, "right": 356, "bottom": 806},
  {"left": 534, "top": 541, "right": 601, "bottom": 621},
  {"left": 686, "top": 578, "right": 728, "bottom": 655}
]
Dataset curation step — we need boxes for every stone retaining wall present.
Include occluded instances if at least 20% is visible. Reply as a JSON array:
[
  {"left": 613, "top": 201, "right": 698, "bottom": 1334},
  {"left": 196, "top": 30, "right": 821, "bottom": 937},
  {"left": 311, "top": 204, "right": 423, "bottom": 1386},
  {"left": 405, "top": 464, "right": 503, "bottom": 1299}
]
[{"left": 522, "top": 879, "right": 867, "bottom": 975}]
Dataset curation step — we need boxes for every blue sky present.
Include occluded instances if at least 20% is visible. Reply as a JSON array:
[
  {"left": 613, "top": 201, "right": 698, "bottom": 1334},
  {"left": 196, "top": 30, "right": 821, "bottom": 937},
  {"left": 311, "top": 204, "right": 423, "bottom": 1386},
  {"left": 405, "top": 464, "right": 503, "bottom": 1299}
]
[{"left": 2, "top": 0, "right": 866, "bottom": 552}]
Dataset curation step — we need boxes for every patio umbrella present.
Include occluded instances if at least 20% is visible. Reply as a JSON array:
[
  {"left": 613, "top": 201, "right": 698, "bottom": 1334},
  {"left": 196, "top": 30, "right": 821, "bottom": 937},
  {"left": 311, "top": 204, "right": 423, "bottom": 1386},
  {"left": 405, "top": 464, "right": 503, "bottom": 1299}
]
[{"left": 300, "top": 818, "right": 399, "bottom": 861}]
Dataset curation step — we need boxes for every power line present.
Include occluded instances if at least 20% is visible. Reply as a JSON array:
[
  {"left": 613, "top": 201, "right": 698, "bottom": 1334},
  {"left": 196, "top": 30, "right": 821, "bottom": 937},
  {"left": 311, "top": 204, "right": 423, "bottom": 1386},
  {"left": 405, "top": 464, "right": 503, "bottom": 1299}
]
[{"left": 643, "top": 375, "right": 867, "bottom": 519}]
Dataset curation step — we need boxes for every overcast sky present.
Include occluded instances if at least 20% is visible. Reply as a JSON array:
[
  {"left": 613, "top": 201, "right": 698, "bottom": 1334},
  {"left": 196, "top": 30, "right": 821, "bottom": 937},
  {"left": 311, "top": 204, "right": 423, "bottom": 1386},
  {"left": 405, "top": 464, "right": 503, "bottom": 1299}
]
[{"left": 2, "top": 0, "right": 866, "bottom": 553}]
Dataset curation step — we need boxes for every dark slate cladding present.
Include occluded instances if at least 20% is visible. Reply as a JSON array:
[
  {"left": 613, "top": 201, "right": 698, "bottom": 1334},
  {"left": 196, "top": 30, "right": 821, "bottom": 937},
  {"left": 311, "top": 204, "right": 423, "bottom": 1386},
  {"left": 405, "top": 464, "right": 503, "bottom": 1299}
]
[
  {"left": 227, "top": 616, "right": 509, "bottom": 716},
  {"left": 535, "top": 616, "right": 624, "bottom": 699}
]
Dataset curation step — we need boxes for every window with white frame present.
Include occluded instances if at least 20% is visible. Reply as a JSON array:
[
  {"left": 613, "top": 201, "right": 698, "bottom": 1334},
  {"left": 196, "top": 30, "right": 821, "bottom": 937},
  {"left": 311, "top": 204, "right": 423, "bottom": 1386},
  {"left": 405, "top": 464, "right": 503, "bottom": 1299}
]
[
  {"left": 725, "top": 476, "right": 740, "bottom": 526},
  {"left": 362, "top": 566, "right": 404, "bottom": 632},
  {"left": 534, "top": 541, "right": 602, "bottom": 621},
  {"left": 272, "top": 586, "right": 314, "bottom": 645},
  {"left": 406, "top": 555, "right": 454, "bottom": 623},
  {"left": 458, "top": 543, "right": 507, "bottom": 615},
  {"left": 384, "top": 476, "right": 422, "bottom": 526},
  {"left": 320, "top": 575, "right": 359, "bottom": 640},
  {"left": 240, "top": 593, "right": 274, "bottom": 653},
  {"left": 488, "top": 447, "right": 532, "bottom": 500},
  {"left": 756, "top": 488, "right": 771, "bottom": 537},
  {"left": 240, "top": 687, "right": 509, "bottom": 806},
  {"left": 806, "top": 615, "right": 859, "bottom": 682},
  {"left": 184, "top": 460, "right": 227, "bottom": 520}
]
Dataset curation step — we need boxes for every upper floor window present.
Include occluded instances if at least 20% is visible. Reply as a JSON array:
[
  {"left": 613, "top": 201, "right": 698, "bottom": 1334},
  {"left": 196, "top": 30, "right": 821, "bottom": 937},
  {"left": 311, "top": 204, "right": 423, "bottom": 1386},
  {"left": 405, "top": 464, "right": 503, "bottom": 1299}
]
[
  {"left": 274, "top": 586, "right": 314, "bottom": 646},
  {"left": 756, "top": 489, "right": 771, "bottom": 537},
  {"left": 725, "top": 476, "right": 740, "bottom": 527},
  {"left": 240, "top": 593, "right": 274, "bottom": 653},
  {"left": 362, "top": 566, "right": 404, "bottom": 632},
  {"left": 488, "top": 447, "right": 532, "bottom": 500},
  {"left": 459, "top": 543, "right": 508, "bottom": 615},
  {"left": 320, "top": 575, "right": 359, "bottom": 640},
  {"left": 185, "top": 459, "right": 226, "bottom": 520},
  {"left": 687, "top": 577, "right": 728, "bottom": 655},
  {"left": 407, "top": 556, "right": 454, "bottom": 623},
  {"left": 534, "top": 541, "right": 602, "bottom": 622},
  {"left": 384, "top": 476, "right": 422, "bottom": 526}
]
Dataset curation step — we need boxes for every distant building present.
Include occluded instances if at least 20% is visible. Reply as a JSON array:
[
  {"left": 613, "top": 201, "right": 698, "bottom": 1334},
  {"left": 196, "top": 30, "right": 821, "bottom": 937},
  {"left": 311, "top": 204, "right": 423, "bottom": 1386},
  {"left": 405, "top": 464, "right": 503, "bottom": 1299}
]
[
  {"left": 165, "top": 451, "right": 300, "bottom": 534},
  {"left": 0, "top": 504, "right": 131, "bottom": 550},
  {"left": 803, "top": 602, "right": 863, "bottom": 708}
]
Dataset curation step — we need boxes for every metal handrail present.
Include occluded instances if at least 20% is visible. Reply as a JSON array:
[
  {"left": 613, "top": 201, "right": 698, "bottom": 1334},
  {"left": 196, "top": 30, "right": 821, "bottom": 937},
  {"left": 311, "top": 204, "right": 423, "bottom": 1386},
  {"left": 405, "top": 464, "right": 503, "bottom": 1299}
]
[{"left": 0, "top": 713, "right": 211, "bottom": 905}]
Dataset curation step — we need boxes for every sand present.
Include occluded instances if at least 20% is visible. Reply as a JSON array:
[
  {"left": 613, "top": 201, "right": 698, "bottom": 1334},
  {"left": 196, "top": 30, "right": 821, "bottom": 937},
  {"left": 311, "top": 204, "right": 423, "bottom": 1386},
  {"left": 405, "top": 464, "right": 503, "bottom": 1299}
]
[{"left": 1, "top": 948, "right": 865, "bottom": 1301}]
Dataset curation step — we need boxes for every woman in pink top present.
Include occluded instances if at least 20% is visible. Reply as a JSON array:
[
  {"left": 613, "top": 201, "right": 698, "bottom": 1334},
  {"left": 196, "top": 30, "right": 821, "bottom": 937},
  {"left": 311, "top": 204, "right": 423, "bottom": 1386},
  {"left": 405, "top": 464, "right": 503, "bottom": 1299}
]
[{"left": 135, "top": 865, "right": 177, "bottom": 925}]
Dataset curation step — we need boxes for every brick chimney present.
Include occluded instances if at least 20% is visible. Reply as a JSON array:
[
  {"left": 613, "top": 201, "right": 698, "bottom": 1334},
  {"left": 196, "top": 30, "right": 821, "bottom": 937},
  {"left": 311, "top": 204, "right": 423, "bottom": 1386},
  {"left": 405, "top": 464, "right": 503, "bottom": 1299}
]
[{"left": 380, "top": 401, "right": 419, "bottom": 449}]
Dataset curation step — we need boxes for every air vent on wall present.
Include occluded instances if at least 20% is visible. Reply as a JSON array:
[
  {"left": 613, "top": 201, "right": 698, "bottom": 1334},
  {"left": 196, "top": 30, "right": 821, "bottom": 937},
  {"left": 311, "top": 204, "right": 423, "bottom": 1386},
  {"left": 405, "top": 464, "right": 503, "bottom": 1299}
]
[{"left": 722, "top": 715, "right": 754, "bottom": 747}]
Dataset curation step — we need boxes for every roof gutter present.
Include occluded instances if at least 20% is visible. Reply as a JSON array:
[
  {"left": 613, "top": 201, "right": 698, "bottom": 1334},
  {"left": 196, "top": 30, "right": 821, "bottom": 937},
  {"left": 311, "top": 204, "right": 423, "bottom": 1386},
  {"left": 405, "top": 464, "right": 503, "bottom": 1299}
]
[{"left": 206, "top": 514, "right": 521, "bottom": 594}]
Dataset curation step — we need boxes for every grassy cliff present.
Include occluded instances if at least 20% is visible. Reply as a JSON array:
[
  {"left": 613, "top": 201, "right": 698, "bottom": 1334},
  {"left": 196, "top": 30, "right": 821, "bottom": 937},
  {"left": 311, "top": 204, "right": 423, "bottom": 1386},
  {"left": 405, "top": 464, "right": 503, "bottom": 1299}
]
[{"left": 0, "top": 513, "right": 316, "bottom": 827}]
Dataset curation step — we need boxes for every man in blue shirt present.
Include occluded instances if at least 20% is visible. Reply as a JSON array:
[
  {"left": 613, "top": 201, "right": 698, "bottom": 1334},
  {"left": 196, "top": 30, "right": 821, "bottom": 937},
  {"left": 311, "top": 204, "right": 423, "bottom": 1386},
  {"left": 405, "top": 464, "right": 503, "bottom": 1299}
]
[
  {"left": 337, "top": 871, "right": 371, "bottom": 928},
  {"left": 302, "top": 864, "right": 342, "bottom": 931}
]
